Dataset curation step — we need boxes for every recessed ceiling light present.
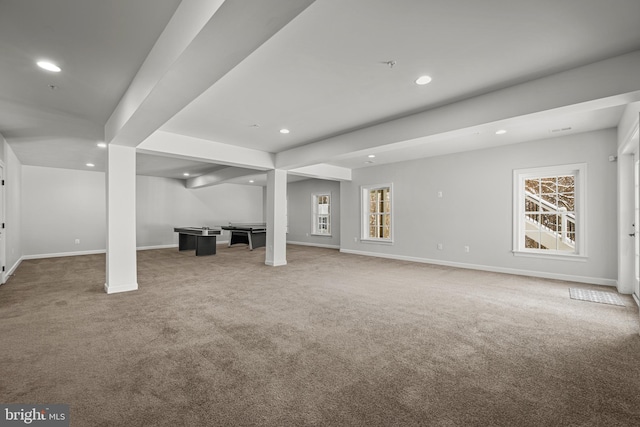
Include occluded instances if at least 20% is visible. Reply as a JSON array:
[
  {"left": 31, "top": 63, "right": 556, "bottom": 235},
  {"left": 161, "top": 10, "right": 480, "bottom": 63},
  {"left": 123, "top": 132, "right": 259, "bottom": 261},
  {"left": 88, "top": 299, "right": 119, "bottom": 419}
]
[
  {"left": 495, "top": 129, "right": 507, "bottom": 135},
  {"left": 86, "top": 163, "right": 95, "bottom": 167},
  {"left": 183, "top": 173, "right": 190, "bottom": 177},
  {"left": 415, "top": 75, "right": 432, "bottom": 85},
  {"left": 249, "top": 180, "right": 255, "bottom": 183},
  {"left": 97, "top": 142, "right": 107, "bottom": 148},
  {"left": 279, "top": 128, "right": 290, "bottom": 134},
  {"left": 37, "top": 61, "right": 61, "bottom": 72},
  {"left": 368, "top": 154, "right": 376, "bottom": 158}
]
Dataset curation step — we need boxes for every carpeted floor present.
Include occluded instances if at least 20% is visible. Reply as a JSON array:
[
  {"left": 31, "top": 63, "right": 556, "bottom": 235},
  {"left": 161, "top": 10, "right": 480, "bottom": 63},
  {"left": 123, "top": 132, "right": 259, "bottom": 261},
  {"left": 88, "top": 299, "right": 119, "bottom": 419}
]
[{"left": 1, "top": 245, "right": 639, "bottom": 426}]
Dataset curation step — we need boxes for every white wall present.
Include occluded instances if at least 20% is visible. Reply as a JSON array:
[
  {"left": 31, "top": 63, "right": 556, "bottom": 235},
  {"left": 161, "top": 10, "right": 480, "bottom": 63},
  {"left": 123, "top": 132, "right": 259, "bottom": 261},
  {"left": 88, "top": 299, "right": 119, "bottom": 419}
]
[
  {"left": 287, "top": 178, "right": 340, "bottom": 248},
  {"left": 618, "top": 101, "right": 640, "bottom": 147},
  {"left": 341, "top": 128, "right": 618, "bottom": 286},
  {"left": 22, "top": 166, "right": 106, "bottom": 257},
  {"left": 21, "top": 167, "right": 263, "bottom": 258},
  {"left": 0, "top": 133, "right": 6, "bottom": 164}
]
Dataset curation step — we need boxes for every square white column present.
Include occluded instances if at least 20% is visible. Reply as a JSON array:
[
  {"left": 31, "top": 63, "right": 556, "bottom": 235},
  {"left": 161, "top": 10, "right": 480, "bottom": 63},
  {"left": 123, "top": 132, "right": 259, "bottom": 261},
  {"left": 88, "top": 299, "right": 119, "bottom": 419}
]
[
  {"left": 265, "top": 169, "right": 287, "bottom": 266},
  {"left": 105, "top": 144, "right": 138, "bottom": 293}
]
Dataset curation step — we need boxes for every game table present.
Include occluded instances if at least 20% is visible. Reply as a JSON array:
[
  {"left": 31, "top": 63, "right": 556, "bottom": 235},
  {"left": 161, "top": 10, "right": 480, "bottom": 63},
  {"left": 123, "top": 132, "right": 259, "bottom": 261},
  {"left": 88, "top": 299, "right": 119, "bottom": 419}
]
[
  {"left": 173, "top": 227, "right": 221, "bottom": 256},
  {"left": 220, "top": 223, "right": 267, "bottom": 250}
]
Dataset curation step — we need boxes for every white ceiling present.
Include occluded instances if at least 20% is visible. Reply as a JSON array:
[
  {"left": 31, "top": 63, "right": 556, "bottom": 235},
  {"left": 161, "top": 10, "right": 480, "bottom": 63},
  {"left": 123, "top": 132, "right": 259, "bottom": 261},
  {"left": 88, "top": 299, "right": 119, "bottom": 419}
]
[{"left": 2, "top": 0, "right": 640, "bottom": 184}]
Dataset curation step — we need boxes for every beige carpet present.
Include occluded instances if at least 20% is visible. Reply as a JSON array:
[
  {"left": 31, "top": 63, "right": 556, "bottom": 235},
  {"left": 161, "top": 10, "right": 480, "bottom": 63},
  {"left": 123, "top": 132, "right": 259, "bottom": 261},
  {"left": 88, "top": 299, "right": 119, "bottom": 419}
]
[{"left": 1, "top": 245, "right": 639, "bottom": 426}]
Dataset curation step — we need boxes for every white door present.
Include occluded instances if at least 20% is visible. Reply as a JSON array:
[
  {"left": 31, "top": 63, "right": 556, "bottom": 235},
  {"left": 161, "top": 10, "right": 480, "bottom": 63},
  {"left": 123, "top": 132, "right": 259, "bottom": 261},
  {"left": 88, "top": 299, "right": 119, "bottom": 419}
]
[
  {"left": 0, "top": 165, "right": 5, "bottom": 284},
  {"left": 634, "top": 156, "right": 639, "bottom": 299}
]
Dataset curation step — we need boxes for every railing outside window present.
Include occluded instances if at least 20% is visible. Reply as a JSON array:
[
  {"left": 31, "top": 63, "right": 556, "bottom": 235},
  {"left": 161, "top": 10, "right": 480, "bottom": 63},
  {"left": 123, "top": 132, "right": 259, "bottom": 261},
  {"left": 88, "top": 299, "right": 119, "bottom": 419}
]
[{"left": 525, "top": 191, "right": 575, "bottom": 249}]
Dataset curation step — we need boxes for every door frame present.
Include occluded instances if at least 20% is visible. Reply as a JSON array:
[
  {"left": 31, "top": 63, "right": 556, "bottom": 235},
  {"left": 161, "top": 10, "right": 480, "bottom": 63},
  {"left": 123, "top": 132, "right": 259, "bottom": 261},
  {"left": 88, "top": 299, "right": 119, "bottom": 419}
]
[
  {"left": 635, "top": 154, "right": 639, "bottom": 300},
  {"left": 618, "top": 122, "right": 640, "bottom": 301},
  {"left": 0, "top": 162, "right": 5, "bottom": 285}
]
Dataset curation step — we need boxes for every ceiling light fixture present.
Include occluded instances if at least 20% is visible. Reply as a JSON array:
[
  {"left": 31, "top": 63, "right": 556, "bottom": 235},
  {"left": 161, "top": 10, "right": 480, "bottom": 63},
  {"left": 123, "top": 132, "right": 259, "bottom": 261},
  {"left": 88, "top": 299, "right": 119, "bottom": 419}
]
[
  {"left": 368, "top": 154, "right": 376, "bottom": 158},
  {"left": 183, "top": 173, "right": 190, "bottom": 177},
  {"left": 97, "top": 142, "right": 107, "bottom": 148},
  {"left": 415, "top": 75, "right": 432, "bottom": 85},
  {"left": 86, "top": 163, "right": 95, "bottom": 167},
  {"left": 249, "top": 180, "right": 255, "bottom": 183},
  {"left": 37, "top": 61, "right": 61, "bottom": 72},
  {"left": 279, "top": 128, "right": 290, "bottom": 134},
  {"left": 495, "top": 129, "right": 507, "bottom": 135}
]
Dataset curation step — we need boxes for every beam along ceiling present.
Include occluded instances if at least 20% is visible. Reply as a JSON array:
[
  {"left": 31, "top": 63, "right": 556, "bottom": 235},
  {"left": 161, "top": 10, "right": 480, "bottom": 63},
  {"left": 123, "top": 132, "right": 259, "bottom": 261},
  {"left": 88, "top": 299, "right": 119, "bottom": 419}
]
[{"left": 2, "top": 0, "right": 640, "bottom": 184}]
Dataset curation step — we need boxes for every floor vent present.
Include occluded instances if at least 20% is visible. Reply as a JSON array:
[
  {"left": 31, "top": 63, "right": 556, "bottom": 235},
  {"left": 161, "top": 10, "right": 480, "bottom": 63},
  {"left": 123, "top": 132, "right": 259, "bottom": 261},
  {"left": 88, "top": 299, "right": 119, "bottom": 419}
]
[{"left": 569, "top": 288, "right": 625, "bottom": 306}]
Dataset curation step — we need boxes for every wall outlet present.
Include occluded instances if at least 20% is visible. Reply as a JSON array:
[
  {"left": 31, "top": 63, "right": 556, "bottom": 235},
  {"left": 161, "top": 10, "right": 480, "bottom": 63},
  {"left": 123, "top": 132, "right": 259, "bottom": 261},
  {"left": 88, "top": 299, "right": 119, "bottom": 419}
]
[
  {"left": 74, "top": 239, "right": 80, "bottom": 244},
  {"left": 437, "top": 243, "right": 443, "bottom": 250},
  {"left": 464, "top": 245, "right": 470, "bottom": 253}
]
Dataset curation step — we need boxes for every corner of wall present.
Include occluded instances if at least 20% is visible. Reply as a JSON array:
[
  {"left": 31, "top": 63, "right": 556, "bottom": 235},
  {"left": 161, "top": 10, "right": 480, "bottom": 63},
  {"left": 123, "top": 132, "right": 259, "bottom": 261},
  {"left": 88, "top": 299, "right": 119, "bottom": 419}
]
[{"left": 618, "top": 101, "right": 640, "bottom": 151}]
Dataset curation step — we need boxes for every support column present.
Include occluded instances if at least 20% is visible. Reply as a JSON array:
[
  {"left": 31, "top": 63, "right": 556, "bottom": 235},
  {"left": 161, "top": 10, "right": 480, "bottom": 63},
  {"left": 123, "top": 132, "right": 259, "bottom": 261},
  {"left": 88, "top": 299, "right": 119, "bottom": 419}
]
[
  {"left": 265, "top": 169, "right": 287, "bottom": 266},
  {"left": 105, "top": 144, "right": 138, "bottom": 294}
]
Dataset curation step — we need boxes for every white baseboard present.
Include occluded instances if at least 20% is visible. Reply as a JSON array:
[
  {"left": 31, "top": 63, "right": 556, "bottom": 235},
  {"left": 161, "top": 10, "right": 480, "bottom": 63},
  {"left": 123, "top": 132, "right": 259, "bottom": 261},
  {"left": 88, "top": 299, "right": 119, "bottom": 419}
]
[
  {"left": 136, "top": 244, "right": 178, "bottom": 251},
  {"left": 22, "top": 249, "right": 106, "bottom": 260},
  {"left": 104, "top": 282, "right": 138, "bottom": 294},
  {"left": 21, "top": 241, "right": 232, "bottom": 260},
  {"left": 287, "top": 241, "right": 340, "bottom": 249},
  {"left": 7, "top": 257, "right": 21, "bottom": 276},
  {"left": 2, "top": 257, "right": 22, "bottom": 284},
  {"left": 340, "top": 248, "right": 617, "bottom": 287}
]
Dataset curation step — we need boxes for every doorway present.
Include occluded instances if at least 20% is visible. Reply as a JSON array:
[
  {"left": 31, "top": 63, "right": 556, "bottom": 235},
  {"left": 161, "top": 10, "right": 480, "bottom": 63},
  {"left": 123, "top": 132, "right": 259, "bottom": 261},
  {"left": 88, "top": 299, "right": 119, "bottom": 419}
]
[
  {"left": 635, "top": 155, "right": 639, "bottom": 299},
  {"left": 619, "top": 124, "right": 640, "bottom": 302},
  {"left": 0, "top": 163, "right": 5, "bottom": 284}
]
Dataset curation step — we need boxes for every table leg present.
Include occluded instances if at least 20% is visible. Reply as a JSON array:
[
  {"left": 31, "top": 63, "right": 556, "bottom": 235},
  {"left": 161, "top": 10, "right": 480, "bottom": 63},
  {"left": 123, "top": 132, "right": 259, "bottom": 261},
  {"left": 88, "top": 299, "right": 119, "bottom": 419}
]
[
  {"left": 179, "top": 233, "right": 196, "bottom": 251},
  {"left": 195, "top": 235, "right": 217, "bottom": 256}
]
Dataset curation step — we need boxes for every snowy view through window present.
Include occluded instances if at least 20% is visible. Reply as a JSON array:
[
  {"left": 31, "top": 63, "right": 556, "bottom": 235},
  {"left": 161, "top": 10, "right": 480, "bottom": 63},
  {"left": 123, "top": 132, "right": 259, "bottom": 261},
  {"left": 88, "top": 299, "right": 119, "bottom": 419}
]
[
  {"left": 524, "top": 175, "right": 575, "bottom": 252},
  {"left": 368, "top": 187, "right": 391, "bottom": 240}
]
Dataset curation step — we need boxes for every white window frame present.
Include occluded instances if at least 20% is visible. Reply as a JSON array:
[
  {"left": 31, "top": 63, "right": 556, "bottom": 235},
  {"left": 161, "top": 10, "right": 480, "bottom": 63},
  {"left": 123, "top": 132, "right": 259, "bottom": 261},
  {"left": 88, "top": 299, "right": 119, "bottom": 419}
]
[
  {"left": 361, "top": 183, "right": 394, "bottom": 243},
  {"left": 513, "top": 163, "right": 587, "bottom": 261},
  {"left": 311, "top": 192, "right": 331, "bottom": 236}
]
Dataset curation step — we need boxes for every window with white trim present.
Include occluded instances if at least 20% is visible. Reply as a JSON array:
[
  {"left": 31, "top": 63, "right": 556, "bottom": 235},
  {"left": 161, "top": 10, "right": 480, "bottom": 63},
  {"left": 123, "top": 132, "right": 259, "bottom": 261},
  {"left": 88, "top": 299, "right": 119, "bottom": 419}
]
[
  {"left": 513, "top": 164, "right": 586, "bottom": 258},
  {"left": 361, "top": 184, "right": 393, "bottom": 242},
  {"left": 312, "top": 193, "right": 331, "bottom": 236}
]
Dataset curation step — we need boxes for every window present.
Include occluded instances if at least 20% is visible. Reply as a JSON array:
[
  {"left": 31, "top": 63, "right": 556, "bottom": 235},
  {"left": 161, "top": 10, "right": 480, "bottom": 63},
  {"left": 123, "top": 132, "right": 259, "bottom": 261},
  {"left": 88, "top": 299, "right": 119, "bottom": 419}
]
[
  {"left": 361, "top": 184, "right": 393, "bottom": 242},
  {"left": 513, "top": 164, "right": 586, "bottom": 259},
  {"left": 312, "top": 193, "right": 331, "bottom": 235}
]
